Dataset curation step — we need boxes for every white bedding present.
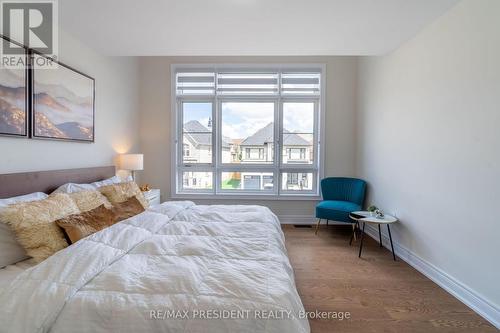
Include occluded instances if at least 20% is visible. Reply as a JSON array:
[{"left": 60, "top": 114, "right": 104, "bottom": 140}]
[
  {"left": 0, "top": 259, "right": 37, "bottom": 292},
  {"left": 0, "top": 201, "right": 309, "bottom": 333}
]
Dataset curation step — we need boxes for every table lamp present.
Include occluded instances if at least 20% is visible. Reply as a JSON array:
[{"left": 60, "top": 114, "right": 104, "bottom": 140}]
[{"left": 119, "top": 154, "right": 143, "bottom": 181}]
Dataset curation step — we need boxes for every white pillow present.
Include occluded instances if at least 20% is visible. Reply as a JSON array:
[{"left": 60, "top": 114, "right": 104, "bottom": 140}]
[
  {"left": 90, "top": 175, "right": 123, "bottom": 188},
  {"left": 52, "top": 182, "right": 96, "bottom": 194},
  {"left": 53, "top": 175, "right": 129, "bottom": 194},
  {"left": 0, "top": 192, "right": 47, "bottom": 207},
  {"left": 0, "top": 192, "right": 48, "bottom": 267}
]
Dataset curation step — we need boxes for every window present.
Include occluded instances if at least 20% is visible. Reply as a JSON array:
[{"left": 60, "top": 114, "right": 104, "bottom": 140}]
[
  {"left": 183, "top": 144, "right": 190, "bottom": 157},
  {"left": 282, "top": 172, "right": 312, "bottom": 191},
  {"left": 245, "top": 148, "right": 264, "bottom": 160},
  {"left": 182, "top": 171, "right": 212, "bottom": 190},
  {"left": 287, "top": 148, "right": 306, "bottom": 160},
  {"left": 173, "top": 65, "right": 324, "bottom": 197},
  {"left": 288, "top": 173, "right": 299, "bottom": 185}
]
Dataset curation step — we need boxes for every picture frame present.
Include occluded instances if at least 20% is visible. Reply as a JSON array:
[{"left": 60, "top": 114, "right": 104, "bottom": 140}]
[
  {"left": 31, "top": 51, "right": 95, "bottom": 142},
  {"left": 0, "top": 35, "right": 29, "bottom": 138}
]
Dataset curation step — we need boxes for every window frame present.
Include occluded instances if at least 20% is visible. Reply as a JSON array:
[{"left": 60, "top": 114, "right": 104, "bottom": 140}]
[{"left": 171, "top": 64, "right": 326, "bottom": 200}]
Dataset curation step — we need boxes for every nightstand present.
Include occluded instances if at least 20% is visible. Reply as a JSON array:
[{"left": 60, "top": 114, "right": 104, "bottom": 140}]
[{"left": 143, "top": 189, "right": 161, "bottom": 206}]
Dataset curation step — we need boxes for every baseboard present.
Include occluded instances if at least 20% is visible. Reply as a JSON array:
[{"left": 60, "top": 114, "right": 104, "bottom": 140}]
[
  {"left": 277, "top": 215, "right": 349, "bottom": 225},
  {"left": 363, "top": 224, "right": 500, "bottom": 329},
  {"left": 278, "top": 215, "right": 316, "bottom": 224}
]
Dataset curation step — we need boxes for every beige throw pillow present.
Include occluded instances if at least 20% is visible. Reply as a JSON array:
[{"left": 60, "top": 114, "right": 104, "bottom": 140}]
[
  {"left": 69, "top": 190, "right": 112, "bottom": 212},
  {"left": 0, "top": 193, "right": 80, "bottom": 262},
  {"left": 99, "top": 182, "right": 149, "bottom": 209}
]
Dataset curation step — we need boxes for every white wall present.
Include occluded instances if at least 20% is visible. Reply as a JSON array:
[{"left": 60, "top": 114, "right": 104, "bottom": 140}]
[
  {"left": 0, "top": 30, "right": 140, "bottom": 175},
  {"left": 356, "top": 0, "right": 500, "bottom": 322},
  {"left": 138, "top": 56, "right": 357, "bottom": 218}
]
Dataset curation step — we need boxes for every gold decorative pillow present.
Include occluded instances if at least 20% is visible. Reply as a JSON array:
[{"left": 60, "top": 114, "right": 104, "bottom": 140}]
[
  {"left": 56, "top": 205, "right": 116, "bottom": 244},
  {"left": 0, "top": 193, "right": 80, "bottom": 262},
  {"left": 110, "top": 196, "right": 145, "bottom": 223},
  {"left": 69, "top": 190, "right": 112, "bottom": 212},
  {"left": 99, "top": 182, "right": 149, "bottom": 209}
]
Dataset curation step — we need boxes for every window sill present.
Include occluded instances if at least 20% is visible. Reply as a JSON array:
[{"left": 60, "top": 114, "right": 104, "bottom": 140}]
[{"left": 171, "top": 193, "right": 321, "bottom": 201}]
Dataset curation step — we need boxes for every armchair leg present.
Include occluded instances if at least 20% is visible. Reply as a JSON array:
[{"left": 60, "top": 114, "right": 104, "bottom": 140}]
[
  {"left": 326, "top": 219, "right": 329, "bottom": 226},
  {"left": 352, "top": 223, "right": 357, "bottom": 241},
  {"left": 315, "top": 219, "right": 321, "bottom": 235}
]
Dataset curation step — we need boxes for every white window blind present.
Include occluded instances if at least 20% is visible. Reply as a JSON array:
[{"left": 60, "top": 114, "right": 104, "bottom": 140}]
[
  {"left": 217, "top": 73, "right": 279, "bottom": 95},
  {"left": 176, "top": 71, "right": 321, "bottom": 96},
  {"left": 281, "top": 73, "right": 321, "bottom": 95},
  {"left": 176, "top": 72, "right": 215, "bottom": 95}
]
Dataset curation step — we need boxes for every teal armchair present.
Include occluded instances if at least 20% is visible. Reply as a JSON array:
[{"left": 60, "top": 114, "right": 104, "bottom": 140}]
[{"left": 315, "top": 177, "right": 367, "bottom": 234}]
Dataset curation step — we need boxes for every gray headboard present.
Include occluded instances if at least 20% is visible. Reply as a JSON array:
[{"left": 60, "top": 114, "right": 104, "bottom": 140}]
[{"left": 0, "top": 166, "right": 116, "bottom": 199}]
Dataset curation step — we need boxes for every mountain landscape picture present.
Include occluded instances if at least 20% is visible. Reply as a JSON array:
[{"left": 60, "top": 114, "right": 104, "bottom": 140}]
[
  {"left": 33, "top": 55, "right": 94, "bottom": 142},
  {"left": 0, "top": 67, "right": 27, "bottom": 137}
]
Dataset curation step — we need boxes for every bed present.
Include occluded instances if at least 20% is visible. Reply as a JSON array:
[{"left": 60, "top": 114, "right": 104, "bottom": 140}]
[{"left": 0, "top": 167, "right": 309, "bottom": 333}]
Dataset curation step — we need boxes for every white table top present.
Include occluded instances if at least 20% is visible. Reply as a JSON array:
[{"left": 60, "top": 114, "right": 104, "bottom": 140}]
[{"left": 350, "top": 211, "right": 398, "bottom": 224}]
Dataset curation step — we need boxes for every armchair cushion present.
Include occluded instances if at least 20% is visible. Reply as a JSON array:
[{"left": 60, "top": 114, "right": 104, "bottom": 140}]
[{"left": 315, "top": 200, "right": 361, "bottom": 223}]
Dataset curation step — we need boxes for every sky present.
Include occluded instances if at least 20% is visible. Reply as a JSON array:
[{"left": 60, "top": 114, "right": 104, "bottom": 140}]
[
  {"left": 183, "top": 102, "right": 212, "bottom": 130},
  {"left": 183, "top": 102, "right": 314, "bottom": 140}
]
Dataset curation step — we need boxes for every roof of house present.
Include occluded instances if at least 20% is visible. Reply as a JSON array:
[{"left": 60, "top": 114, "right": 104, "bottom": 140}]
[
  {"left": 240, "top": 122, "right": 311, "bottom": 146},
  {"left": 184, "top": 120, "right": 209, "bottom": 133},
  {"left": 184, "top": 120, "right": 230, "bottom": 148}
]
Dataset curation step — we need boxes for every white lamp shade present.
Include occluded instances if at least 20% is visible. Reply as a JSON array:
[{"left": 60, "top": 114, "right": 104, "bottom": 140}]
[{"left": 119, "top": 154, "right": 143, "bottom": 171}]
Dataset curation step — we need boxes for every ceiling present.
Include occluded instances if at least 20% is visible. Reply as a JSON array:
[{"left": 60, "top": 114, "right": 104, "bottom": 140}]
[{"left": 59, "top": 0, "right": 460, "bottom": 56}]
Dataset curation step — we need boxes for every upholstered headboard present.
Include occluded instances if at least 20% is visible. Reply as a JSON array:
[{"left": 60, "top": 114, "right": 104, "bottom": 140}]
[{"left": 0, "top": 166, "right": 116, "bottom": 199}]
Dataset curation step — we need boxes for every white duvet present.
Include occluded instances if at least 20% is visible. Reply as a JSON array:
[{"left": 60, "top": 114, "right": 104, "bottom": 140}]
[{"left": 0, "top": 202, "right": 309, "bottom": 333}]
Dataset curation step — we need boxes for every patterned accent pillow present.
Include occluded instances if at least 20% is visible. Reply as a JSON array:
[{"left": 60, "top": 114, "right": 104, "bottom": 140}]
[
  {"left": 56, "top": 196, "right": 146, "bottom": 244},
  {"left": 56, "top": 205, "right": 116, "bottom": 244},
  {"left": 0, "top": 193, "right": 80, "bottom": 262},
  {"left": 110, "top": 196, "right": 145, "bottom": 223},
  {"left": 69, "top": 190, "right": 112, "bottom": 212},
  {"left": 99, "top": 182, "right": 149, "bottom": 209}
]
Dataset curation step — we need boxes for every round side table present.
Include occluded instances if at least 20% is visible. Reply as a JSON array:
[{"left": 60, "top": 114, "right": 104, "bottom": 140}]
[{"left": 349, "top": 211, "right": 398, "bottom": 261}]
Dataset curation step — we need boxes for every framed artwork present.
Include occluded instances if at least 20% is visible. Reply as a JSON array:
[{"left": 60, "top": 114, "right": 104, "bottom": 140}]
[
  {"left": 31, "top": 52, "right": 95, "bottom": 142},
  {"left": 0, "top": 36, "right": 28, "bottom": 138}
]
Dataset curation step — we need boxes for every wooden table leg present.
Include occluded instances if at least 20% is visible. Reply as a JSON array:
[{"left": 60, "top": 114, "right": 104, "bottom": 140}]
[
  {"left": 358, "top": 222, "right": 366, "bottom": 258},
  {"left": 387, "top": 224, "right": 396, "bottom": 261},
  {"left": 378, "top": 224, "right": 382, "bottom": 247}
]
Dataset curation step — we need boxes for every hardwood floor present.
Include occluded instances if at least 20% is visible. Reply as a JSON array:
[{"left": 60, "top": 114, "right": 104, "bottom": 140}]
[{"left": 282, "top": 225, "right": 496, "bottom": 333}]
